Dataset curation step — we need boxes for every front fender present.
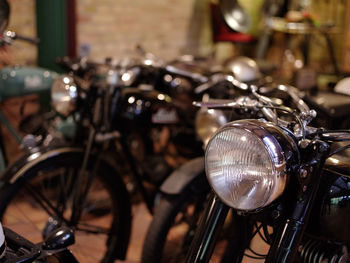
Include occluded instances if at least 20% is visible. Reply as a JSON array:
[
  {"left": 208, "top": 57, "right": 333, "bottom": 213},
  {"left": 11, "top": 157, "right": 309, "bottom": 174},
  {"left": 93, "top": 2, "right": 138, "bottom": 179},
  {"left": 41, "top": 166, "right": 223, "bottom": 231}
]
[
  {"left": 0, "top": 145, "right": 132, "bottom": 260},
  {"left": 0, "top": 146, "right": 83, "bottom": 184},
  {"left": 160, "top": 157, "right": 205, "bottom": 195}
]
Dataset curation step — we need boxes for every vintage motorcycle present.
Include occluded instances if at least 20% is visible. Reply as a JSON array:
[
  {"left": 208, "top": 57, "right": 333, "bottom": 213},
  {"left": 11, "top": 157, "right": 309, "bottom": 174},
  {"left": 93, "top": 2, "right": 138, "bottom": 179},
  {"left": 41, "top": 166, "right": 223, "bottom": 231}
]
[
  {"left": 0, "top": 30, "right": 59, "bottom": 170},
  {"left": 141, "top": 57, "right": 271, "bottom": 263},
  {"left": 0, "top": 51, "right": 230, "bottom": 262},
  {"left": 142, "top": 65, "right": 350, "bottom": 262},
  {"left": 183, "top": 77, "right": 350, "bottom": 262}
]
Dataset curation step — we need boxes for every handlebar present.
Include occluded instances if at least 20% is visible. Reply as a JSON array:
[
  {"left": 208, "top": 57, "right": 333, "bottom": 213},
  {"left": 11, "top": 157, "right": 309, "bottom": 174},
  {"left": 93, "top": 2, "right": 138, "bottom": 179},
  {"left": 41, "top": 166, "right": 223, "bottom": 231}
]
[
  {"left": 194, "top": 74, "right": 252, "bottom": 94},
  {"left": 1, "top": 30, "right": 40, "bottom": 45},
  {"left": 194, "top": 74, "right": 317, "bottom": 140},
  {"left": 164, "top": 65, "right": 209, "bottom": 83}
]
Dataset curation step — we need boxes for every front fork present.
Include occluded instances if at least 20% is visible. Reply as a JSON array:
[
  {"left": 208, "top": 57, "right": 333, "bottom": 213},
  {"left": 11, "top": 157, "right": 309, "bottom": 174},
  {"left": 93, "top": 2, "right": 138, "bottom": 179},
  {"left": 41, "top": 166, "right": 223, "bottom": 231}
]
[
  {"left": 185, "top": 140, "right": 330, "bottom": 263},
  {"left": 185, "top": 193, "right": 229, "bottom": 263},
  {"left": 266, "top": 140, "right": 329, "bottom": 262}
]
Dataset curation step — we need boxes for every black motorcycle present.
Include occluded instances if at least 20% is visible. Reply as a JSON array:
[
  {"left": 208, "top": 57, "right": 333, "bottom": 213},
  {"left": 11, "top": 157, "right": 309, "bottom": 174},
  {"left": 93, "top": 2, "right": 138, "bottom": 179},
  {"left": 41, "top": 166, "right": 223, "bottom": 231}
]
[
  {"left": 0, "top": 54, "right": 222, "bottom": 262},
  {"left": 184, "top": 78, "right": 350, "bottom": 262},
  {"left": 141, "top": 67, "right": 308, "bottom": 262},
  {"left": 142, "top": 70, "right": 350, "bottom": 262}
]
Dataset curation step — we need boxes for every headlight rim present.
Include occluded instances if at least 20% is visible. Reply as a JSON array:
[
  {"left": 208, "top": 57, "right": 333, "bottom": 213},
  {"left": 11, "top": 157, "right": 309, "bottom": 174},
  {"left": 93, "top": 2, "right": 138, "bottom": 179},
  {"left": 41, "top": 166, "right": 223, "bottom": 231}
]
[{"left": 205, "top": 119, "right": 298, "bottom": 211}]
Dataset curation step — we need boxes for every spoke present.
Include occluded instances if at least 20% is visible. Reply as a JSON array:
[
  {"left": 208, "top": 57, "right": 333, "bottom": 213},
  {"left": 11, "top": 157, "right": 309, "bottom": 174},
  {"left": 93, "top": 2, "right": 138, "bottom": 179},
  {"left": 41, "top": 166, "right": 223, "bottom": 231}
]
[
  {"left": 75, "top": 222, "right": 111, "bottom": 235},
  {"left": 57, "top": 167, "right": 76, "bottom": 214},
  {"left": 36, "top": 167, "right": 77, "bottom": 217},
  {"left": 23, "top": 183, "right": 67, "bottom": 223},
  {"left": 72, "top": 160, "right": 100, "bottom": 225}
]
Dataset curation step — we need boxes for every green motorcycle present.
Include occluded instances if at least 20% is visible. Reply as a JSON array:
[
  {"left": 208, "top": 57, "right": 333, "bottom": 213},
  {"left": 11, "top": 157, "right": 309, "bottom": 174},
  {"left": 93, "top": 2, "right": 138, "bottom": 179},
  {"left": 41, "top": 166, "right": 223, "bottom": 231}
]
[{"left": 0, "top": 30, "right": 59, "bottom": 171}]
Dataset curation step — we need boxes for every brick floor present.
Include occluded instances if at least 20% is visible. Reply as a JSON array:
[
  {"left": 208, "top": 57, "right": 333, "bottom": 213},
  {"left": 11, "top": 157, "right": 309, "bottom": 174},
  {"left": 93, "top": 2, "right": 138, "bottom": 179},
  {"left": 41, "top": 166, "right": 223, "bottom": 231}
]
[
  {"left": 2, "top": 198, "right": 152, "bottom": 263},
  {"left": 2, "top": 195, "right": 271, "bottom": 263}
]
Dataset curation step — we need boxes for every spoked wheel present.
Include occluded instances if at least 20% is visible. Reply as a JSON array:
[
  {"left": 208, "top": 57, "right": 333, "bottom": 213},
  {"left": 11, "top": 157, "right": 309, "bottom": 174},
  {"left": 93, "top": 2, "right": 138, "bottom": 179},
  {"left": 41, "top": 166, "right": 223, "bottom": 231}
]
[{"left": 0, "top": 151, "right": 132, "bottom": 263}]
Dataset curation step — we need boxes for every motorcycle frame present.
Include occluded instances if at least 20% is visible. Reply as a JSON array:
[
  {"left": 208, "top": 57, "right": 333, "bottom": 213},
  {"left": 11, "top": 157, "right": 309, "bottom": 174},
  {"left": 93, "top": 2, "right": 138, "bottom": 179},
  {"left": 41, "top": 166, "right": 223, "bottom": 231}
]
[
  {"left": 185, "top": 140, "right": 330, "bottom": 263},
  {"left": 64, "top": 80, "right": 173, "bottom": 217}
]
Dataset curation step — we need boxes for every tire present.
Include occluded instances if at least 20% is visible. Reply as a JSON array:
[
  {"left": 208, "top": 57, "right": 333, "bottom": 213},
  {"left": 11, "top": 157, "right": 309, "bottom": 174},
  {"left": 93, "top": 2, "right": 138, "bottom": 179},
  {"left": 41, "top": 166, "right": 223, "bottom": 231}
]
[
  {"left": 0, "top": 150, "right": 132, "bottom": 263},
  {"left": 141, "top": 175, "right": 210, "bottom": 263},
  {"left": 141, "top": 174, "right": 273, "bottom": 263}
]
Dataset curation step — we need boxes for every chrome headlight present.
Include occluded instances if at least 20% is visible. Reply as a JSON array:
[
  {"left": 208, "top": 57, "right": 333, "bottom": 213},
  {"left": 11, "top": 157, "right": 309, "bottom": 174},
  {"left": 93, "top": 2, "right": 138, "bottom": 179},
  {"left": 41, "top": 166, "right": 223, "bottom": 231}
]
[
  {"left": 195, "top": 108, "right": 227, "bottom": 146},
  {"left": 205, "top": 119, "right": 297, "bottom": 211},
  {"left": 51, "top": 75, "right": 78, "bottom": 116}
]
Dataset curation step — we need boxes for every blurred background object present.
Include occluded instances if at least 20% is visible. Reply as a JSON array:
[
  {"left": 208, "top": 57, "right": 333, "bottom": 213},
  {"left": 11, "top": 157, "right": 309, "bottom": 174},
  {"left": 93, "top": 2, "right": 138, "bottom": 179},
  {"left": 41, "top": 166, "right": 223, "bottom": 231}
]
[{"left": 4, "top": 0, "right": 347, "bottom": 79}]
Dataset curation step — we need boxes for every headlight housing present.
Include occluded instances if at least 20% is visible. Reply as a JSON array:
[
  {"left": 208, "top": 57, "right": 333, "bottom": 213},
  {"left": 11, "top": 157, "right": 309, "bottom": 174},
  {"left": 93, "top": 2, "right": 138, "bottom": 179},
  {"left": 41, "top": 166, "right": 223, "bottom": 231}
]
[
  {"left": 195, "top": 108, "right": 227, "bottom": 146},
  {"left": 51, "top": 75, "right": 78, "bottom": 116},
  {"left": 205, "top": 119, "right": 298, "bottom": 211}
]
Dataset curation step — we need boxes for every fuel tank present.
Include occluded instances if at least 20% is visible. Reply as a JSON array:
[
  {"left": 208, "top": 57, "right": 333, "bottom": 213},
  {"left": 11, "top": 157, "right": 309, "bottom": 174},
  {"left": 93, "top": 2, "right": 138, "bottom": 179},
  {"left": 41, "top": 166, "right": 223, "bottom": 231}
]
[
  {"left": 307, "top": 152, "right": 350, "bottom": 243},
  {"left": 113, "top": 87, "right": 179, "bottom": 130},
  {"left": 0, "top": 66, "right": 58, "bottom": 101}
]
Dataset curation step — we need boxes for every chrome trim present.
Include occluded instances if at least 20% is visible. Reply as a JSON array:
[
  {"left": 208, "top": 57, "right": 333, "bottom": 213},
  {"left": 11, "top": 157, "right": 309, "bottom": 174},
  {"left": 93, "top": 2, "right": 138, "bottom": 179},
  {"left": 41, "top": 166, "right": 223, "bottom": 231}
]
[
  {"left": 10, "top": 147, "right": 83, "bottom": 184},
  {"left": 325, "top": 154, "right": 350, "bottom": 178},
  {"left": 205, "top": 119, "right": 298, "bottom": 210},
  {"left": 51, "top": 75, "right": 78, "bottom": 116}
]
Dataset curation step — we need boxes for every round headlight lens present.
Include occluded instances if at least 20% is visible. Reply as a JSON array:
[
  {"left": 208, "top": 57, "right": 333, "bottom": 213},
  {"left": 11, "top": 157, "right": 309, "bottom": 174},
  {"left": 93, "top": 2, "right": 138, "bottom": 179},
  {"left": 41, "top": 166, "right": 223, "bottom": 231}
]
[
  {"left": 205, "top": 120, "right": 290, "bottom": 211},
  {"left": 195, "top": 108, "right": 227, "bottom": 146},
  {"left": 51, "top": 75, "right": 78, "bottom": 116}
]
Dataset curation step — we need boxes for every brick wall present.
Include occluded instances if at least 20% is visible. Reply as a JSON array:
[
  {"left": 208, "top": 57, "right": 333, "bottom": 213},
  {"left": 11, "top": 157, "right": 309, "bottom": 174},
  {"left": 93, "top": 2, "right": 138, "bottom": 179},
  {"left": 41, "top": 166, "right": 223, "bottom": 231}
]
[
  {"left": 5, "top": 0, "right": 213, "bottom": 64},
  {"left": 76, "top": 0, "right": 213, "bottom": 61},
  {"left": 1, "top": 0, "right": 214, "bottom": 163},
  {"left": 4, "top": 0, "right": 348, "bottom": 71},
  {"left": 6, "top": 0, "right": 37, "bottom": 65}
]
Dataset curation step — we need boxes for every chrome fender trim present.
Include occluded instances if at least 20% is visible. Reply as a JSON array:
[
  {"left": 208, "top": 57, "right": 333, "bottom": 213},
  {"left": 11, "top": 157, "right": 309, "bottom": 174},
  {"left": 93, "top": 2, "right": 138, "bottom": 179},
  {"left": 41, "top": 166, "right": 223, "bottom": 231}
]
[{"left": 3, "top": 147, "right": 83, "bottom": 184}]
